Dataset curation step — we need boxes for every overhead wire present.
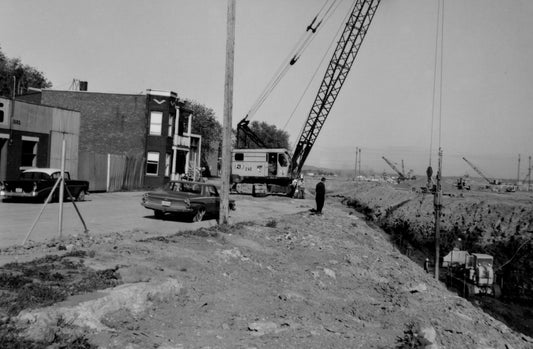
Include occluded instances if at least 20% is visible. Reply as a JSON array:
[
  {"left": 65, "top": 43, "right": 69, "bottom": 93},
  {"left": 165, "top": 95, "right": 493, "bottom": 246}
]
[
  {"left": 428, "top": 0, "right": 441, "bottom": 167},
  {"left": 438, "top": 0, "right": 445, "bottom": 149},
  {"left": 427, "top": 0, "right": 444, "bottom": 185},
  {"left": 282, "top": 0, "right": 348, "bottom": 132},
  {"left": 244, "top": 0, "right": 340, "bottom": 122}
]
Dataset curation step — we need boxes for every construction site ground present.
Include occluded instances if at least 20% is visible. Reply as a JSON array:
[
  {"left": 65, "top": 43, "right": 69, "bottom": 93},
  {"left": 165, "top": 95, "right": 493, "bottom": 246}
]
[{"left": 1, "top": 183, "right": 532, "bottom": 348}]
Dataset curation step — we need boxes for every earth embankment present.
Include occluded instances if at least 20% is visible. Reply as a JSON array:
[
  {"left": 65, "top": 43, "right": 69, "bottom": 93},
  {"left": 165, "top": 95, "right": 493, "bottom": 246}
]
[
  {"left": 328, "top": 178, "right": 533, "bottom": 336},
  {"left": 1, "top": 191, "right": 532, "bottom": 348}
]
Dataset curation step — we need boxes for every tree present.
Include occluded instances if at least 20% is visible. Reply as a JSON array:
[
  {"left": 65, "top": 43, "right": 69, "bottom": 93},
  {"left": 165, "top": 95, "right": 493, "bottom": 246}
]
[
  {"left": 236, "top": 120, "right": 290, "bottom": 149},
  {"left": 0, "top": 46, "right": 52, "bottom": 97},
  {"left": 184, "top": 100, "right": 223, "bottom": 175}
]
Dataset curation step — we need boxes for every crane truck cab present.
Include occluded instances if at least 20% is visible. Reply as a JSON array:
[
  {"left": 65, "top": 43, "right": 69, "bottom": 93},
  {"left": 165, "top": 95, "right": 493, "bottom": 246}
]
[{"left": 230, "top": 148, "right": 293, "bottom": 196}]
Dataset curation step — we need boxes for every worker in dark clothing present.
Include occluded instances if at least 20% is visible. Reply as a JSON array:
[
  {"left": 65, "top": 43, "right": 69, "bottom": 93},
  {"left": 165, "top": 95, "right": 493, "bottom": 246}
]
[
  {"left": 315, "top": 177, "right": 326, "bottom": 214},
  {"left": 424, "top": 258, "right": 430, "bottom": 273}
]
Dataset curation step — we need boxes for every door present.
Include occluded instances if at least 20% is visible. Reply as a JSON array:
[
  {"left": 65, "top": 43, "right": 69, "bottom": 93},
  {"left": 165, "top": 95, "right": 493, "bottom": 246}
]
[
  {"left": 206, "top": 185, "right": 220, "bottom": 213},
  {"left": 268, "top": 153, "right": 277, "bottom": 176},
  {"left": 0, "top": 138, "right": 7, "bottom": 181}
]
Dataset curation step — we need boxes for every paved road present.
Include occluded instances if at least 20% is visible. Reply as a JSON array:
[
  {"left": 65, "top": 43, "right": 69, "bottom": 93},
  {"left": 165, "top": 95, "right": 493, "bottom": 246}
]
[{"left": 0, "top": 191, "right": 314, "bottom": 248}]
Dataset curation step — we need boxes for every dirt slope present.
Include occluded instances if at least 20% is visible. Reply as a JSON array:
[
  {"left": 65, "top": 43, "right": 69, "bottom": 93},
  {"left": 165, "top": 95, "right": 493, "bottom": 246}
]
[
  {"left": 1, "top": 196, "right": 532, "bottom": 348},
  {"left": 332, "top": 179, "right": 533, "bottom": 300}
]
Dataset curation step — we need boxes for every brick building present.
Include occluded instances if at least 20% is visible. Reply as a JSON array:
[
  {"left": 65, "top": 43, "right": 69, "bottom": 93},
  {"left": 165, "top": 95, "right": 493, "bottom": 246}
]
[{"left": 24, "top": 89, "right": 193, "bottom": 190}]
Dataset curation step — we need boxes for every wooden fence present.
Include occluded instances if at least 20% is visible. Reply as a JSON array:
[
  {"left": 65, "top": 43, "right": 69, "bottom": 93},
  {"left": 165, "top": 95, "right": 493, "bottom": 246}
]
[{"left": 79, "top": 152, "right": 145, "bottom": 192}]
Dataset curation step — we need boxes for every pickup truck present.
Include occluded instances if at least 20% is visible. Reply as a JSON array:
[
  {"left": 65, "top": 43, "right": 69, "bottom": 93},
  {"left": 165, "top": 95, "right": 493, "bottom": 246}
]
[{"left": 0, "top": 168, "right": 89, "bottom": 202}]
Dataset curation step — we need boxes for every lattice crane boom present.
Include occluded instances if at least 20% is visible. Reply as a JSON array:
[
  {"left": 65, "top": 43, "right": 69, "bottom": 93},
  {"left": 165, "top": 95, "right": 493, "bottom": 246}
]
[
  {"left": 462, "top": 157, "right": 496, "bottom": 185},
  {"left": 382, "top": 156, "right": 407, "bottom": 180},
  {"left": 291, "top": 0, "right": 381, "bottom": 176}
]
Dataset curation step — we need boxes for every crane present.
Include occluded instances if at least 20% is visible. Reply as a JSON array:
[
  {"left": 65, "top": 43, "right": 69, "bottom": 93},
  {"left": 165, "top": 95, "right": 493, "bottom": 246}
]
[
  {"left": 290, "top": 0, "right": 381, "bottom": 176},
  {"left": 232, "top": 0, "right": 382, "bottom": 196},
  {"left": 462, "top": 157, "right": 500, "bottom": 185},
  {"left": 382, "top": 156, "right": 407, "bottom": 181}
]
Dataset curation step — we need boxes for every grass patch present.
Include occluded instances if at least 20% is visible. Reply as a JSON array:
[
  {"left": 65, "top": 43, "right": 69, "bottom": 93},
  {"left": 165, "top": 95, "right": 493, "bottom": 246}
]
[{"left": 0, "top": 250, "right": 120, "bottom": 347}]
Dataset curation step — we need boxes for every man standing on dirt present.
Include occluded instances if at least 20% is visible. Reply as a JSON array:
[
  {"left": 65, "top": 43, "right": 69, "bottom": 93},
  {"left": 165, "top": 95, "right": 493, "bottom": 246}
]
[
  {"left": 424, "top": 258, "right": 430, "bottom": 273},
  {"left": 315, "top": 177, "right": 326, "bottom": 215}
]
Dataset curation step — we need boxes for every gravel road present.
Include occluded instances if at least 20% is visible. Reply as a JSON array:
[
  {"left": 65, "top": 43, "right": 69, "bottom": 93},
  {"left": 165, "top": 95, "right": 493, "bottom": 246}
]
[{"left": 0, "top": 191, "right": 315, "bottom": 248}]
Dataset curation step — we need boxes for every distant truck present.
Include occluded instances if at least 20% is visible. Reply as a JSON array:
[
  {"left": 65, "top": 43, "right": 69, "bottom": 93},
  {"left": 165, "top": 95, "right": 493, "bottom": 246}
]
[
  {"left": 0, "top": 168, "right": 89, "bottom": 202},
  {"left": 230, "top": 148, "right": 293, "bottom": 196},
  {"left": 443, "top": 249, "right": 501, "bottom": 298}
]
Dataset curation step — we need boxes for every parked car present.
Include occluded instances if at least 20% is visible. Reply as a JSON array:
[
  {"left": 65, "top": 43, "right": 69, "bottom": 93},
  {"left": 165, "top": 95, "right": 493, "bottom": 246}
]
[
  {"left": 141, "top": 180, "right": 236, "bottom": 222},
  {"left": 0, "top": 168, "right": 89, "bottom": 202}
]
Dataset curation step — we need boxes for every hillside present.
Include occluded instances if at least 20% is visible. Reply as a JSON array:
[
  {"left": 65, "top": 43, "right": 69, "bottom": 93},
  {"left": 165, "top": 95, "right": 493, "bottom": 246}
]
[
  {"left": 325, "top": 177, "right": 533, "bottom": 337},
  {"left": 0, "top": 193, "right": 531, "bottom": 348}
]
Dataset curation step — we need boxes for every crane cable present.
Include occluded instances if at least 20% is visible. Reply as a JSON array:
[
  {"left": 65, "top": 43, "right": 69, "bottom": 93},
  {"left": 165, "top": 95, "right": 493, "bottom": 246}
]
[
  {"left": 244, "top": 0, "right": 340, "bottom": 121},
  {"left": 282, "top": 0, "right": 350, "bottom": 132},
  {"left": 427, "top": 0, "right": 444, "bottom": 182},
  {"left": 437, "top": 0, "right": 445, "bottom": 150}
]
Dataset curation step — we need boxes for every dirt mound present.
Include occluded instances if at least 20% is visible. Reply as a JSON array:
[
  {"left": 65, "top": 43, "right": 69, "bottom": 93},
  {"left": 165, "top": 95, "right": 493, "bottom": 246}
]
[{"left": 0, "top": 196, "right": 532, "bottom": 348}]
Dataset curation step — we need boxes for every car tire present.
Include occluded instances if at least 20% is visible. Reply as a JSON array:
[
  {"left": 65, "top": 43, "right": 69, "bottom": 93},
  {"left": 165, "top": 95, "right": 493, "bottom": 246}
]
[
  {"left": 76, "top": 190, "right": 86, "bottom": 202},
  {"left": 154, "top": 210, "right": 164, "bottom": 219},
  {"left": 192, "top": 207, "right": 206, "bottom": 222}
]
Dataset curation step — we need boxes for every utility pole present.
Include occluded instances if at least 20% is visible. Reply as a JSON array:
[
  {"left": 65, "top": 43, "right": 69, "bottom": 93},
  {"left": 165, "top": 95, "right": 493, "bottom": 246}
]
[
  {"left": 58, "top": 137, "right": 66, "bottom": 239},
  {"left": 434, "top": 148, "right": 443, "bottom": 280},
  {"left": 358, "top": 148, "right": 362, "bottom": 176},
  {"left": 9, "top": 77, "right": 16, "bottom": 144},
  {"left": 527, "top": 155, "right": 531, "bottom": 191},
  {"left": 517, "top": 154, "right": 521, "bottom": 185},
  {"left": 354, "top": 147, "right": 358, "bottom": 178},
  {"left": 220, "top": 0, "right": 236, "bottom": 225}
]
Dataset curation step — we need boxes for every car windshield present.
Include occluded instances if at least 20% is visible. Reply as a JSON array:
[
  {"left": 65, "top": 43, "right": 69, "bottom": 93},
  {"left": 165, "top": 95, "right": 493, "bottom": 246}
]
[
  {"left": 21, "top": 172, "right": 51, "bottom": 180},
  {"left": 169, "top": 182, "right": 202, "bottom": 194}
]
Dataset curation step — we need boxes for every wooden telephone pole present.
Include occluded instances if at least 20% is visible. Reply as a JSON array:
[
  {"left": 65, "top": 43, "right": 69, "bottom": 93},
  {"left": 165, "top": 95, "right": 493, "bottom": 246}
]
[
  {"left": 434, "top": 148, "right": 443, "bottom": 280},
  {"left": 517, "top": 154, "right": 521, "bottom": 185},
  {"left": 527, "top": 155, "right": 531, "bottom": 191},
  {"left": 355, "top": 147, "right": 358, "bottom": 178},
  {"left": 220, "top": 0, "right": 236, "bottom": 224},
  {"left": 358, "top": 148, "right": 362, "bottom": 176}
]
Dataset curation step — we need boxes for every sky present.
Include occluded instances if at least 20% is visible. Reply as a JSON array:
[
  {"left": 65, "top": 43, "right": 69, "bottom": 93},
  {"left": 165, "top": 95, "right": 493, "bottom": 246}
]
[{"left": 2, "top": 0, "right": 533, "bottom": 180}]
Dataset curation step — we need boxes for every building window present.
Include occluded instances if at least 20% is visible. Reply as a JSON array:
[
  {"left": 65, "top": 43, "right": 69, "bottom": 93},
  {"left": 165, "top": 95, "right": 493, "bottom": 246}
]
[
  {"left": 146, "top": 152, "right": 160, "bottom": 175},
  {"left": 149, "top": 111, "right": 163, "bottom": 135},
  {"left": 168, "top": 115, "right": 174, "bottom": 137},
  {"left": 165, "top": 153, "right": 171, "bottom": 177},
  {"left": 21, "top": 138, "right": 38, "bottom": 167},
  {"left": 234, "top": 153, "right": 244, "bottom": 161},
  {"left": 0, "top": 102, "right": 4, "bottom": 123}
]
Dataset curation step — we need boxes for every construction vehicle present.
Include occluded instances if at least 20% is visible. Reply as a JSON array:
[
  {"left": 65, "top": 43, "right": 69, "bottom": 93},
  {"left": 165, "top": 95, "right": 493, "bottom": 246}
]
[
  {"left": 443, "top": 249, "right": 501, "bottom": 298},
  {"left": 462, "top": 157, "right": 518, "bottom": 192},
  {"left": 231, "top": 0, "right": 381, "bottom": 196},
  {"left": 456, "top": 177, "right": 470, "bottom": 190},
  {"left": 462, "top": 157, "right": 501, "bottom": 185},
  {"left": 381, "top": 156, "right": 415, "bottom": 182}
]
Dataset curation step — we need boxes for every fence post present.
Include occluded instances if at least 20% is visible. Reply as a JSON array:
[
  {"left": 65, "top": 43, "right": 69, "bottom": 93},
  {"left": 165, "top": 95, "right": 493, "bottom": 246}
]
[{"left": 106, "top": 153, "right": 111, "bottom": 192}]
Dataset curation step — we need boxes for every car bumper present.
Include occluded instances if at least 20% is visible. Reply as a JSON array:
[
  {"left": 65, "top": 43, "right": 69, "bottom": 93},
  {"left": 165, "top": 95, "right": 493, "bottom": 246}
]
[
  {"left": 0, "top": 190, "right": 38, "bottom": 198},
  {"left": 141, "top": 202, "right": 194, "bottom": 214}
]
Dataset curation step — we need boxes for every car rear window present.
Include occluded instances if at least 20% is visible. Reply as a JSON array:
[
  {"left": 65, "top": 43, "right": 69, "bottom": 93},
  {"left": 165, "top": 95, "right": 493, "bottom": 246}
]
[
  {"left": 21, "top": 172, "right": 49, "bottom": 180},
  {"left": 170, "top": 182, "right": 202, "bottom": 194}
]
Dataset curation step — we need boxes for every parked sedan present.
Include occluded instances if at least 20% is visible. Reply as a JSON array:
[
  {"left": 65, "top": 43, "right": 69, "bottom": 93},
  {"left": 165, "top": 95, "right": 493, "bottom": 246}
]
[
  {"left": 0, "top": 168, "right": 89, "bottom": 202},
  {"left": 141, "top": 180, "right": 236, "bottom": 222}
]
